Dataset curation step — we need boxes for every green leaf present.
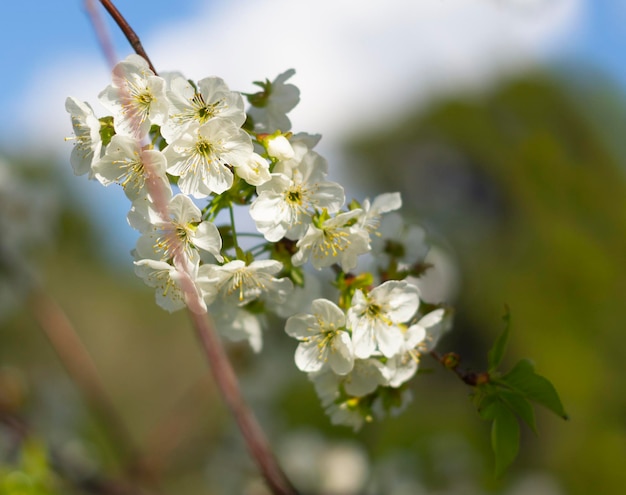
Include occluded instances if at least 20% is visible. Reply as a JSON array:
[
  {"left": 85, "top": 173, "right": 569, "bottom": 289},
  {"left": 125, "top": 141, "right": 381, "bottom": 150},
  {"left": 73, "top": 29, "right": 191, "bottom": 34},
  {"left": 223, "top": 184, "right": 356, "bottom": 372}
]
[
  {"left": 499, "top": 359, "right": 568, "bottom": 419},
  {"left": 498, "top": 391, "right": 537, "bottom": 434},
  {"left": 488, "top": 306, "right": 511, "bottom": 372},
  {"left": 491, "top": 401, "right": 520, "bottom": 477},
  {"left": 477, "top": 393, "right": 499, "bottom": 420},
  {"left": 98, "top": 116, "right": 115, "bottom": 146}
]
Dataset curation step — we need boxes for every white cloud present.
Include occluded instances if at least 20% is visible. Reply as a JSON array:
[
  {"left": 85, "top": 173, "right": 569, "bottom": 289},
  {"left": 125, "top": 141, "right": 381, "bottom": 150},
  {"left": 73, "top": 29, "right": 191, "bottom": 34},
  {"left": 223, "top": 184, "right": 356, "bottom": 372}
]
[
  {"left": 16, "top": 0, "right": 582, "bottom": 151},
  {"left": 6, "top": 0, "right": 582, "bottom": 258},
  {"left": 150, "top": 0, "right": 583, "bottom": 141}
]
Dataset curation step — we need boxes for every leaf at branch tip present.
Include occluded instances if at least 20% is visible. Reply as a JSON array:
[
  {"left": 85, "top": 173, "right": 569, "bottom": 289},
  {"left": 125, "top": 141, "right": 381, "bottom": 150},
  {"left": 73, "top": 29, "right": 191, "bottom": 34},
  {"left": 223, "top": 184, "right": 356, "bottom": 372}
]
[
  {"left": 498, "top": 391, "right": 537, "bottom": 434},
  {"left": 491, "top": 401, "right": 520, "bottom": 478},
  {"left": 499, "top": 359, "right": 569, "bottom": 420},
  {"left": 477, "top": 393, "right": 498, "bottom": 420},
  {"left": 488, "top": 305, "right": 511, "bottom": 373}
]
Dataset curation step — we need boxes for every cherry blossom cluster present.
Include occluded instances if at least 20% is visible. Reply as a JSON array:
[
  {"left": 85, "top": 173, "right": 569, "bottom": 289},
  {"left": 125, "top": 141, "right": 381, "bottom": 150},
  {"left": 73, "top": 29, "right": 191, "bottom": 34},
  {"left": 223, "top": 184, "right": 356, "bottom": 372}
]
[{"left": 66, "top": 54, "right": 452, "bottom": 428}]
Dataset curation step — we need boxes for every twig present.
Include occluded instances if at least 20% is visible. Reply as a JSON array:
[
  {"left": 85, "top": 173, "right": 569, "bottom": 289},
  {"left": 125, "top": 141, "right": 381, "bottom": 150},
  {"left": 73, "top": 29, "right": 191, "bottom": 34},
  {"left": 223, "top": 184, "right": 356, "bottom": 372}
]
[
  {"left": 140, "top": 374, "right": 215, "bottom": 479},
  {"left": 91, "top": 1, "right": 299, "bottom": 492},
  {"left": 98, "top": 0, "right": 158, "bottom": 75},
  {"left": 28, "top": 289, "right": 142, "bottom": 472},
  {"left": 429, "top": 350, "right": 490, "bottom": 387},
  {"left": 84, "top": 0, "right": 117, "bottom": 69},
  {"left": 189, "top": 310, "right": 299, "bottom": 495}
]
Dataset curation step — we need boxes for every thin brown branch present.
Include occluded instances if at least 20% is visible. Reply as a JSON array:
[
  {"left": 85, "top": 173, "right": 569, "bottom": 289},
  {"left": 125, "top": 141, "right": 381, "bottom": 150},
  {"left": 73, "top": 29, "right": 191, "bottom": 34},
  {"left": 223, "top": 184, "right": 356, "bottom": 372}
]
[
  {"left": 91, "top": 2, "right": 297, "bottom": 492},
  {"left": 98, "top": 0, "right": 158, "bottom": 75},
  {"left": 188, "top": 310, "right": 300, "bottom": 495},
  {"left": 84, "top": 0, "right": 117, "bottom": 69},
  {"left": 28, "top": 289, "right": 141, "bottom": 471},
  {"left": 140, "top": 374, "right": 215, "bottom": 479},
  {"left": 430, "top": 350, "right": 490, "bottom": 387}
]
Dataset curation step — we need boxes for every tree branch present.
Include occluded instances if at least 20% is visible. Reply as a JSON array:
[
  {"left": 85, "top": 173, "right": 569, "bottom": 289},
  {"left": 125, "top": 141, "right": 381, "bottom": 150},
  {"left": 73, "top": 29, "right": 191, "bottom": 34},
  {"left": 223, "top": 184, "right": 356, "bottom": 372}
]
[
  {"left": 84, "top": 0, "right": 117, "bottom": 69},
  {"left": 430, "top": 350, "right": 490, "bottom": 387},
  {"left": 189, "top": 310, "right": 299, "bottom": 495},
  {"left": 97, "top": 0, "right": 158, "bottom": 75},
  {"left": 89, "top": 2, "right": 299, "bottom": 492},
  {"left": 28, "top": 289, "right": 142, "bottom": 473}
]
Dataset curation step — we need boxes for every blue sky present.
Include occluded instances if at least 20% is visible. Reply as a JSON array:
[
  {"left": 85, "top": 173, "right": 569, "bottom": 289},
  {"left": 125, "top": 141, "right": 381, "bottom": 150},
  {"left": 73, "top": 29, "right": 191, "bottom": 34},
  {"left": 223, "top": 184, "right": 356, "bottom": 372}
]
[
  {"left": 2, "top": 1, "right": 624, "bottom": 140},
  {"left": 0, "top": 1, "right": 623, "bottom": 148},
  {"left": 0, "top": 0, "right": 624, "bottom": 260},
  {"left": 564, "top": 2, "right": 626, "bottom": 80},
  {"left": 0, "top": 0, "right": 200, "bottom": 147}
]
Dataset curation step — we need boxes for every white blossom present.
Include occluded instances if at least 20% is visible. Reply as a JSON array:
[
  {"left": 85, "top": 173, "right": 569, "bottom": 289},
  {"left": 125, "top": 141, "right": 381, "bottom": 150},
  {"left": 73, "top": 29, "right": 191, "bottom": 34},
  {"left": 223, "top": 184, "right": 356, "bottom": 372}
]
[
  {"left": 292, "top": 210, "right": 370, "bottom": 272},
  {"left": 308, "top": 371, "right": 366, "bottom": 430},
  {"left": 249, "top": 151, "right": 345, "bottom": 242},
  {"left": 309, "top": 359, "right": 388, "bottom": 430},
  {"left": 325, "top": 401, "right": 368, "bottom": 431},
  {"left": 381, "top": 324, "right": 427, "bottom": 388},
  {"left": 134, "top": 259, "right": 204, "bottom": 313},
  {"left": 265, "top": 134, "right": 295, "bottom": 161},
  {"left": 273, "top": 132, "right": 322, "bottom": 179},
  {"left": 213, "top": 303, "right": 265, "bottom": 353},
  {"left": 65, "top": 97, "right": 102, "bottom": 178},
  {"left": 371, "top": 387, "right": 414, "bottom": 420},
  {"left": 93, "top": 135, "right": 169, "bottom": 200},
  {"left": 343, "top": 358, "right": 388, "bottom": 397},
  {"left": 248, "top": 69, "right": 300, "bottom": 133},
  {"left": 135, "top": 194, "right": 223, "bottom": 264},
  {"left": 127, "top": 191, "right": 169, "bottom": 234},
  {"left": 415, "top": 308, "right": 453, "bottom": 353},
  {"left": 197, "top": 259, "right": 292, "bottom": 307},
  {"left": 163, "top": 120, "right": 254, "bottom": 197},
  {"left": 235, "top": 152, "right": 271, "bottom": 186},
  {"left": 371, "top": 212, "right": 429, "bottom": 271},
  {"left": 285, "top": 299, "right": 354, "bottom": 375},
  {"left": 358, "top": 192, "right": 402, "bottom": 233},
  {"left": 348, "top": 280, "right": 420, "bottom": 359},
  {"left": 161, "top": 75, "right": 246, "bottom": 142},
  {"left": 362, "top": 307, "right": 453, "bottom": 390},
  {"left": 99, "top": 54, "right": 168, "bottom": 139},
  {"left": 272, "top": 272, "right": 322, "bottom": 319}
]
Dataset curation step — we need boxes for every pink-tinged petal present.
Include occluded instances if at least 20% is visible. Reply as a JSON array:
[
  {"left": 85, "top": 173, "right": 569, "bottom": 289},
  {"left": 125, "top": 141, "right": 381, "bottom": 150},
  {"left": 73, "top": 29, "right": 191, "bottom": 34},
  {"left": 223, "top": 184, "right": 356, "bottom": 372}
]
[{"left": 192, "top": 222, "right": 223, "bottom": 262}]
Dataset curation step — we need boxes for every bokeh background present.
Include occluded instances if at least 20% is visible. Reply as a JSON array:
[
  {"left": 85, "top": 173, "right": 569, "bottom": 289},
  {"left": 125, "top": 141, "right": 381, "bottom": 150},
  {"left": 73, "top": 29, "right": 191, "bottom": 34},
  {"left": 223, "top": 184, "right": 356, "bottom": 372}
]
[{"left": 1, "top": 1, "right": 625, "bottom": 494}]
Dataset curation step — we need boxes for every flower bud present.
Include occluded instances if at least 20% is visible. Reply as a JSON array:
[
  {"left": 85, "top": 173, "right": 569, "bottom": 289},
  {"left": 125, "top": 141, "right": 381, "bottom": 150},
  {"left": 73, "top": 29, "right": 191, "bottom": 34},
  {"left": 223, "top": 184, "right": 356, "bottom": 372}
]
[
  {"left": 442, "top": 352, "right": 460, "bottom": 369},
  {"left": 266, "top": 134, "right": 295, "bottom": 161}
]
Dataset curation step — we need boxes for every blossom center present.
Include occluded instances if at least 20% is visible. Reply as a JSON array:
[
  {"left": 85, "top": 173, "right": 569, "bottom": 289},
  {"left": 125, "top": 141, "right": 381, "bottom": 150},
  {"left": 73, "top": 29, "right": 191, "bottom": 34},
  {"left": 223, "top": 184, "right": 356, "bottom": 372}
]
[
  {"left": 227, "top": 269, "right": 265, "bottom": 302},
  {"left": 287, "top": 189, "right": 302, "bottom": 204},
  {"left": 195, "top": 138, "right": 213, "bottom": 158},
  {"left": 193, "top": 94, "right": 223, "bottom": 124},
  {"left": 117, "top": 154, "right": 145, "bottom": 192}
]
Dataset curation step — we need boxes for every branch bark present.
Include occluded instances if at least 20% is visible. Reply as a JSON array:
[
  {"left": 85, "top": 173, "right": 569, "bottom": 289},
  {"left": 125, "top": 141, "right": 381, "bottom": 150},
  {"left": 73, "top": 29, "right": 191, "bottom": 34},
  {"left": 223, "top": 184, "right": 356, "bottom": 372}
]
[
  {"left": 97, "top": 0, "right": 158, "bottom": 74},
  {"left": 189, "top": 311, "right": 300, "bottom": 495}
]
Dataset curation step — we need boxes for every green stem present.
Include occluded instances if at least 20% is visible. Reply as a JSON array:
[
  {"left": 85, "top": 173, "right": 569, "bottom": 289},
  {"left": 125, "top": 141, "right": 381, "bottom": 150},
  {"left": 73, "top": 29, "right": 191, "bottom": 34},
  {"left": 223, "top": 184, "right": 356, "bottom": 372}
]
[
  {"left": 229, "top": 202, "right": 240, "bottom": 253},
  {"left": 236, "top": 232, "right": 266, "bottom": 238}
]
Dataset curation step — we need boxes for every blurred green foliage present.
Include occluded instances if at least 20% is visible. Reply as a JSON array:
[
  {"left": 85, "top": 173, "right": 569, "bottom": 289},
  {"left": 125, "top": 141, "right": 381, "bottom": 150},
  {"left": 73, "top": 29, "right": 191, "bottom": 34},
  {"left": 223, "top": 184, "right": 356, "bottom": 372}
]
[
  {"left": 0, "top": 440, "right": 61, "bottom": 495},
  {"left": 345, "top": 71, "right": 626, "bottom": 494},
  {"left": 1, "top": 70, "right": 625, "bottom": 494}
]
